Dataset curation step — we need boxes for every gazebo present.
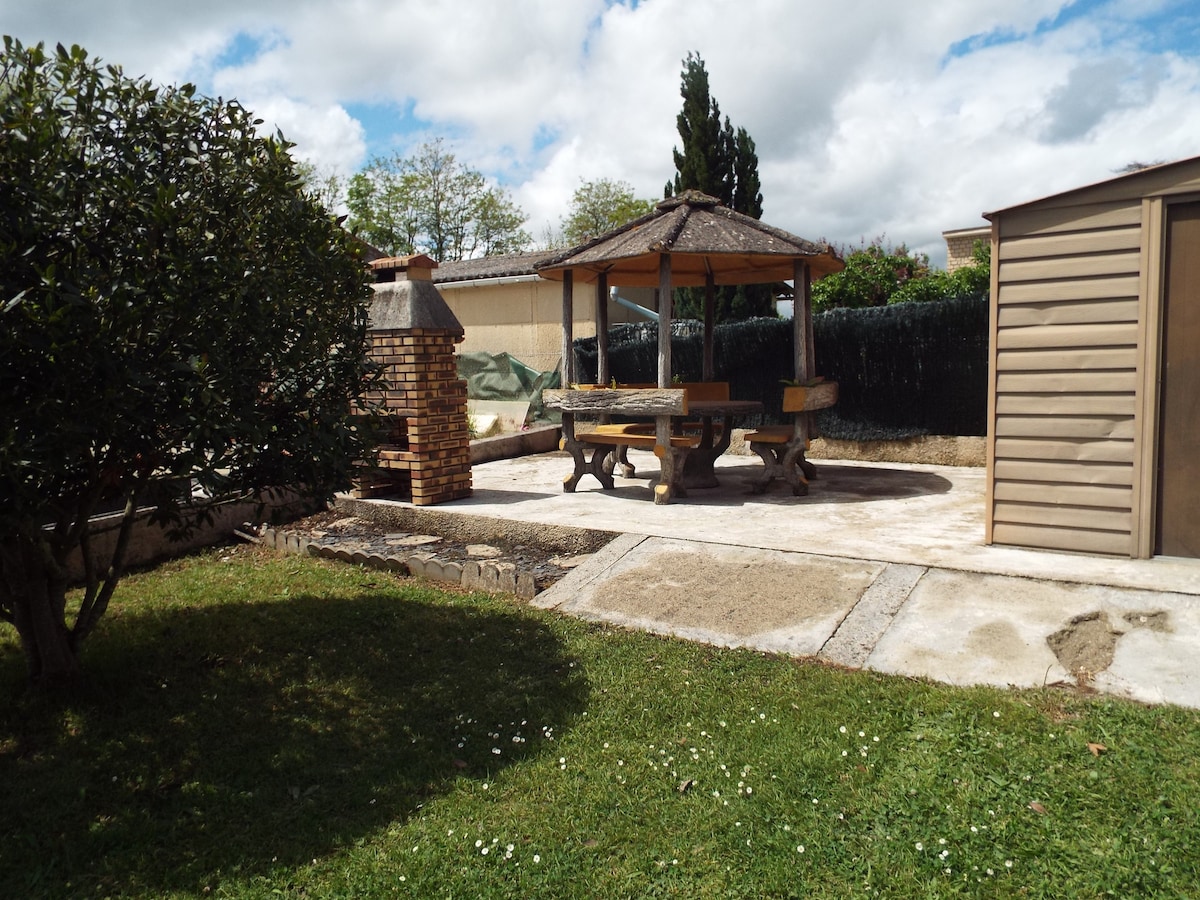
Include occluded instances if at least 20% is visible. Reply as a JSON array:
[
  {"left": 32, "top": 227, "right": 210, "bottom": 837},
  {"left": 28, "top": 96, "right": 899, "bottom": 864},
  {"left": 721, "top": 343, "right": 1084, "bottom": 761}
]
[
  {"left": 534, "top": 190, "right": 844, "bottom": 388},
  {"left": 536, "top": 191, "right": 844, "bottom": 503}
]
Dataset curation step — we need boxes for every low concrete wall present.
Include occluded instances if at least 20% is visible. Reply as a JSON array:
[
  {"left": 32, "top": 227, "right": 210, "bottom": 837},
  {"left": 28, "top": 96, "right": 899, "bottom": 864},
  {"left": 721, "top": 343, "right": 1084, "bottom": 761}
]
[
  {"left": 66, "top": 491, "right": 311, "bottom": 583},
  {"left": 809, "top": 435, "right": 986, "bottom": 467},
  {"left": 470, "top": 424, "right": 560, "bottom": 465},
  {"left": 468, "top": 421, "right": 985, "bottom": 469},
  {"left": 335, "top": 496, "right": 614, "bottom": 556}
]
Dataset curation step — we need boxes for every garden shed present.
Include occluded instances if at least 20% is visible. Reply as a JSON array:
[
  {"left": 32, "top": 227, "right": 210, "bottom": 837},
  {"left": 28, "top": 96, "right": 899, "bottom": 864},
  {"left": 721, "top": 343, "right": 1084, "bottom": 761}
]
[{"left": 984, "top": 155, "right": 1200, "bottom": 559}]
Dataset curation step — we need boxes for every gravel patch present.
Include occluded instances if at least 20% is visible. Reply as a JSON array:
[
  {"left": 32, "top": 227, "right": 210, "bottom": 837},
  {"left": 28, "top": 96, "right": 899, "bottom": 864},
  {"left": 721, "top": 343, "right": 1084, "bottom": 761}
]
[{"left": 259, "top": 509, "right": 599, "bottom": 599}]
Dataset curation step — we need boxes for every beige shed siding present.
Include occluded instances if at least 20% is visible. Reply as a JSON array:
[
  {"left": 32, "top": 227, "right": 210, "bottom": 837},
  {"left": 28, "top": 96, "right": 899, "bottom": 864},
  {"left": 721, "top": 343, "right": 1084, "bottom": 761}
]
[
  {"left": 991, "top": 523, "right": 1132, "bottom": 556},
  {"left": 991, "top": 200, "right": 1142, "bottom": 555}
]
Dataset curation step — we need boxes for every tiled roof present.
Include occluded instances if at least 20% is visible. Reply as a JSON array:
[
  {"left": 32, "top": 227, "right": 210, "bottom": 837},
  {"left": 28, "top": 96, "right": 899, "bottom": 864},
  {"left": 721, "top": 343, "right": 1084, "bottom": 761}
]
[{"left": 432, "top": 250, "right": 559, "bottom": 284}]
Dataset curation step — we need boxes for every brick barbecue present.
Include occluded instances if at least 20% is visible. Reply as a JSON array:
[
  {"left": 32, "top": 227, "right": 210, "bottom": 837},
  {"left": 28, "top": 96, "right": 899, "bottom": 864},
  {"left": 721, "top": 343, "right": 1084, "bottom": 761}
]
[{"left": 352, "top": 255, "right": 472, "bottom": 505}]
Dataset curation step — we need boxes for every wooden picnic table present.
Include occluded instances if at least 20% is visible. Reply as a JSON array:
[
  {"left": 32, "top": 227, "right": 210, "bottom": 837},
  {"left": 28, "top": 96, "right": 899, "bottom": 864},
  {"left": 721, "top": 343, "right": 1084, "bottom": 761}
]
[
  {"left": 543, "top": 388, "right": 767, "bottom": 502},
  {"left": 544, "top": 387, "right": 693, "bottom": 504},
  {"left": 678, "top": 398, "right": 763, "bottom": 488}
]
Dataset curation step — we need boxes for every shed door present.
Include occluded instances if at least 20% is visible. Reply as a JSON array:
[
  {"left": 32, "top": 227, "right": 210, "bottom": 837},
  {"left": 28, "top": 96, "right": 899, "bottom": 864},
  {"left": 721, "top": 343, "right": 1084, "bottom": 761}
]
[{"left": 1156, "top": 202, "right": 1200, "bottom": 557}]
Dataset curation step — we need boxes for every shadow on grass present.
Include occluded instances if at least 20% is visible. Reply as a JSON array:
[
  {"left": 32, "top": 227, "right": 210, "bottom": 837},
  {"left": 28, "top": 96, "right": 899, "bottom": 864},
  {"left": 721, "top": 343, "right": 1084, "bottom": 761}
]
[{"left": 0, "top": 589, "right": 588, "bottom": 897}]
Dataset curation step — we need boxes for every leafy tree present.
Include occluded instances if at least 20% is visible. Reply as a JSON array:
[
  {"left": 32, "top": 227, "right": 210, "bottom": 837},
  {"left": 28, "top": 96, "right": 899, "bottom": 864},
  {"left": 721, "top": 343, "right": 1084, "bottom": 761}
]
[
  {"left": 346, "top": 157, "right": 422, "bottom": 257},
  {"left": 812, "top": 238, "right": 990, "bottom": 312},
  {"left": 346, "top": 138, "right": 530, "bottom": 261},
  {"left": 294, "top": 159, "right": 346, "bottom": 214},
  {"left": 560, "top": 178, "right": 656, "bottom": 246},
  {"left": 472, "top": 188, "right": 532, "bottom": 258},
  {"left": 892, "top": 239, "right": 990, "bottom": 304},
  {"left": 666, "top": 53, "right": 772, "bottom": 321},
  {"left": 729, "top": 125, "right": 763, "bottom": 219},
  {"left": 811, "top": 240, "right": 930, "bottom": 310},
  {"left": 666, "top": 52, "right": 764, "bottom": 219},
  {"left": 0, "top": 38, "right": 378, "bottom": 685}
]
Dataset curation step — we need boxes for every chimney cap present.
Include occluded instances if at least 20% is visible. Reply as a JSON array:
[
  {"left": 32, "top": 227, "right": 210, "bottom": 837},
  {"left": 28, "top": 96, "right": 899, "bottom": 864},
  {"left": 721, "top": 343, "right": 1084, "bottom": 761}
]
[
  {"left": 369, "top": 254, "right": 441, "bottom": 271},
  {"left": 369, "top": 254, "right": 438, "bottom": 281}
]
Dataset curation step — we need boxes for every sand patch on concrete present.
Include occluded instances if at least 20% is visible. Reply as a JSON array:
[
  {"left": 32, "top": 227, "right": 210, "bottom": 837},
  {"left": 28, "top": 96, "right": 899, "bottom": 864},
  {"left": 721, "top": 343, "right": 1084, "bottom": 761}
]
[
  {"left": 1047, "top": 612, "right": 1120, "bottom": 679},
  {"left": 587, "top": 547, "right": 877, "bottom": 640},
  {"left": 1048, "top": 609, "right": 1173, "bottom": 681}
]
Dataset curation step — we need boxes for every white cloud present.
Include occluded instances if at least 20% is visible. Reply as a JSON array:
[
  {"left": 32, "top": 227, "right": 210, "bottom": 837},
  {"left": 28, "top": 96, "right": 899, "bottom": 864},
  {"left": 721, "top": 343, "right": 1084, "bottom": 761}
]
[
  {"left": 6, "top": 0, "right": 1200, "bottom": 265},
  {"left": 247, "top": 96, "right": 367, "bottom": 179}
]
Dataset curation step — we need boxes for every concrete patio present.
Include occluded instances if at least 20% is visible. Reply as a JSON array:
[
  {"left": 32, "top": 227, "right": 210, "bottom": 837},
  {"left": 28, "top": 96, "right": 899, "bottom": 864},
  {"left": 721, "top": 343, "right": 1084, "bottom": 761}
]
[{"left": 355, "top": 448, "right": 1200, "bottom": 709}]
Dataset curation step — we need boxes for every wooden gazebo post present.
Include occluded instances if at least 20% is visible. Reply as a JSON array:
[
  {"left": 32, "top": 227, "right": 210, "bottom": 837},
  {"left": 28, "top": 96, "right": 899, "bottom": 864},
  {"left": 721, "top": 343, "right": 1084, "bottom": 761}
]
[
  {"left": 792, "top": 258, "right": 815, "bottom": 449},
  {"left": 654, "top": 252, "right": 680, "bottom": 500},
  {"left": 703, "top": 272, "right": 716, "bottom": 382},
  {"left": 657, "top": 253, "right": 673, "bottom": 388},
  {"left": 793, "top": 259, "right": 814, "bottom": 383},
  {"left": 596, "top": 271, "right": 609, "bottom": 386},
  {"left": 560, "top": 269, "right": 574, "bottom": 386}
]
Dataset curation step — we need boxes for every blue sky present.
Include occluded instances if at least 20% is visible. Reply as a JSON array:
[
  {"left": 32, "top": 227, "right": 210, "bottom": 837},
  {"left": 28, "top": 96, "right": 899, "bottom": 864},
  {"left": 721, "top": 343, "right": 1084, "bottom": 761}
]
[
  {"left": 948, "top": 0, "right": 1200, "bottom": 60},
  {"left": 4, "top": 0, "right": 1199, "bottom": 263}
]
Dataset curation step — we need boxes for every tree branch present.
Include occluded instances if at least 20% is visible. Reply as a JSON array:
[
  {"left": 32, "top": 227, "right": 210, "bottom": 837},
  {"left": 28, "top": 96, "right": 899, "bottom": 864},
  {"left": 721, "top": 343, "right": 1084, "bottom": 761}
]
[{"left": 72, "top": 486, "right": 140, "bottom": 647}]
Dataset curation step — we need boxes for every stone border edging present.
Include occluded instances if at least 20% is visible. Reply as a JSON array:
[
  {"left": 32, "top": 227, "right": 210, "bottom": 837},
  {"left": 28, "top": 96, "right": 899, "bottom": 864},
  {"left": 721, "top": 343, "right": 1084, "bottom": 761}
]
[{"left": 259, "top": 526, "right": 539, "bottom": 600}]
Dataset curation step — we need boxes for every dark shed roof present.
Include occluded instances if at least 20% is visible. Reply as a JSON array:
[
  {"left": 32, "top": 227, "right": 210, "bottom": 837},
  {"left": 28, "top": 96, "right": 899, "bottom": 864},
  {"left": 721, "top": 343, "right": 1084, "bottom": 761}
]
[{"left": 984, "top": 155, "right": 1200, "bottom": 219}]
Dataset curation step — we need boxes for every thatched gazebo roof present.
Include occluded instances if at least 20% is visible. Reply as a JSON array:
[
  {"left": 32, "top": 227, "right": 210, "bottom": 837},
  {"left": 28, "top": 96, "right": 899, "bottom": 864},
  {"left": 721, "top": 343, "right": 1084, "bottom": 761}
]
[
  {"left": 536, "top": 191, "right": 842, "bottom": 287},
  {"left": 535, "top": 191, "right": 843, "bottom": 386}
]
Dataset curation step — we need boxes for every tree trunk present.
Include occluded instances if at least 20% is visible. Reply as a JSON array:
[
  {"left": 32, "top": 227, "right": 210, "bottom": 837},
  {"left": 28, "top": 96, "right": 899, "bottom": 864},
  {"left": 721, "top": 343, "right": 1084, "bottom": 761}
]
[{"left": 1, "top": 535, "right": 82, "bottom": 685}]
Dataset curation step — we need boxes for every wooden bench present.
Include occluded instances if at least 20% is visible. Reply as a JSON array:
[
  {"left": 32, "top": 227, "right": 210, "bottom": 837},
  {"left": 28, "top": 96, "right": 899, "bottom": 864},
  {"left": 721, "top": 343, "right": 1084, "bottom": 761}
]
[
  {"left": 743, "top": 427, "right": 815, "bottom": 496},
  {"left": 585, "top": 423, "right": 654, "bottom": 477},
  {"left": 744, "top": 382, "right": 838, "bottom": 496},
  {"left": 566, "top": 430, "right": 701, "bottom": 493},
  {"left": 543, "top": 388, "right": 693, "bottom": 504},
  {"left": 676, "top": 381, "right": 730, "bottom": 403}
]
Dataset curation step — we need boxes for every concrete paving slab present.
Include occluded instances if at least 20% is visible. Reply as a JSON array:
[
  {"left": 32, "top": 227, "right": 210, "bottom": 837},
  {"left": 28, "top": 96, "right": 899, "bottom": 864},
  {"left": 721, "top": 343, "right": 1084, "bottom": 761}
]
[
  {"left": 531, "top": 532, "right": 648, "bottom": 610},
  {"left": 818, "top": 563, "right": 927, "bottom": 668},
  {"left": 866, "top": 570, "right": 1078, "bottom": 689},
  {"left": 549, "top": 537, "right": 885, "bottom": 656},
  {"left": 1092, "top": 596, "right": 1200, "bottom": 708},
  {"left": 865, "top": 570, "right": 1200, "bottom": 701},
  {"left": 452, "top": 452, "right": 1200, "bottom": 596}
]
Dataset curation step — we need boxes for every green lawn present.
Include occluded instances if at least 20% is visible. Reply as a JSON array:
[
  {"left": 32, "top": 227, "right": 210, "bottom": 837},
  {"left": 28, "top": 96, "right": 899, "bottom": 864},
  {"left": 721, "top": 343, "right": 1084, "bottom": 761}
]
[{"left": 2, "top": 546, "right": 1198, "bottom": 898}]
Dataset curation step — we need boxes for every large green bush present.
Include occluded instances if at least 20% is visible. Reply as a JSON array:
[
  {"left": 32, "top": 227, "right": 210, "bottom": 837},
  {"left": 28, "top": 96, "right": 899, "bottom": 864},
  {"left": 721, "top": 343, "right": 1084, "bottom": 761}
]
[{"left": 0, "top": 39, "right": 377, "bottom": 683}]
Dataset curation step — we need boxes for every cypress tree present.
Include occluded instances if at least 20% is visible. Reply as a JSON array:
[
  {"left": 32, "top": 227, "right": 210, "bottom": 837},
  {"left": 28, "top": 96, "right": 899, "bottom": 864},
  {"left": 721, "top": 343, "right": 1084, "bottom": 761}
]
[
  {"left": 730, "top": 126, "right": 763, "bottom": 218},
  {"left": 666, "top": 53, "right": 773, "bottom": 321},
  {"left": 666, "top": 53, "right": 729, "bottom": 203}
]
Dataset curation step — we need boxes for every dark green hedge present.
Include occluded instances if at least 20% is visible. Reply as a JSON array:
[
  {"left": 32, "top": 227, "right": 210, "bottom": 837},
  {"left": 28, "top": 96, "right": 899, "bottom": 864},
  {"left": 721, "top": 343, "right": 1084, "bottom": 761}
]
[{"left": 572, "top": 292, "right": 988, "bottom": 439}]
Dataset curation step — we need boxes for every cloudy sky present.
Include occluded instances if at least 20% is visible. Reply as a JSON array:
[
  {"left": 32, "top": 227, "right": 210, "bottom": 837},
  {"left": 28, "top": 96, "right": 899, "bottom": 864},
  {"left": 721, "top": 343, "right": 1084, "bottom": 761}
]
[{"left": 4, "top": 0, "right": 1199, "bottom": 264}]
